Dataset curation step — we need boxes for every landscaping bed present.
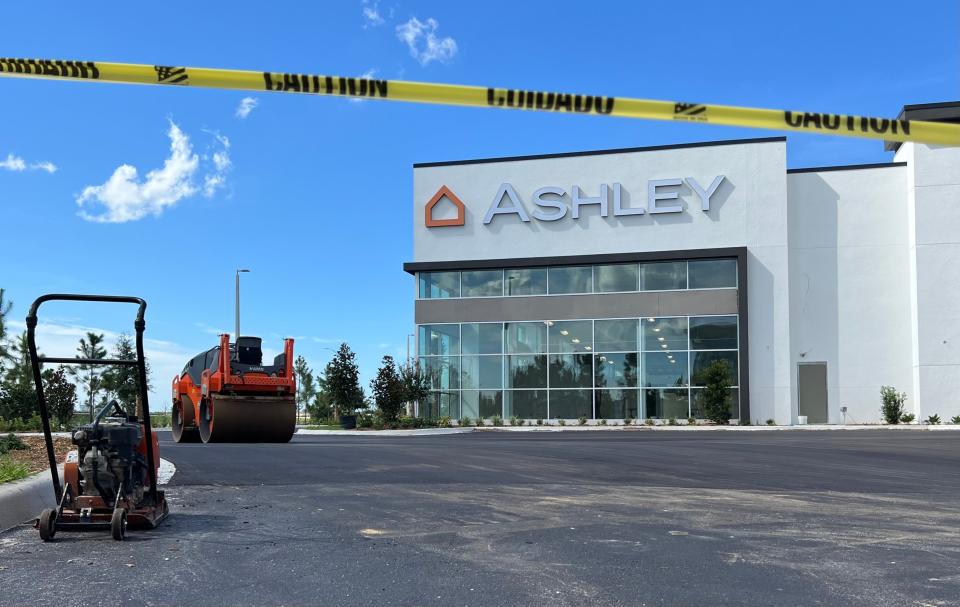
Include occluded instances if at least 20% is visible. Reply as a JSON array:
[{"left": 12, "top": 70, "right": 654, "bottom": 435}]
[{"left": 0, "top": 434, "right": 73, "bottom": 484}]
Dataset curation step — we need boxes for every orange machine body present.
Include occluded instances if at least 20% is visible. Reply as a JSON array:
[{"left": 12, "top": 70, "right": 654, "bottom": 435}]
[{"left": 171, "top": 334, "right": 296, "bottom": 443}]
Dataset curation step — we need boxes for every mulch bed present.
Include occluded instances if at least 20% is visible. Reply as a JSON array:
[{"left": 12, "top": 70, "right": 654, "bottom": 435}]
[{"left": 1, "top": 436, "right": 75, "bottom": 475}]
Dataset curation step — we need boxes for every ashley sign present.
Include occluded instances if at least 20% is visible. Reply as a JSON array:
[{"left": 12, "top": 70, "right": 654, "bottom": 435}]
[{"left": 479, "top": 176, "right": 727, "bottom": 225}]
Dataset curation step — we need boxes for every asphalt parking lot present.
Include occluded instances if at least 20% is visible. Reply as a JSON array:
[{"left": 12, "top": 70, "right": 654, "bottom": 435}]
[{"left": 2, "top": 430, "right": 959, "bottom": 606}]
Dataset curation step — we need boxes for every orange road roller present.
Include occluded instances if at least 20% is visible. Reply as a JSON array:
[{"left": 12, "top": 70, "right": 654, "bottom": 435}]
[{"left": 172, "top": 334, "right": 296, "bottom": 443}]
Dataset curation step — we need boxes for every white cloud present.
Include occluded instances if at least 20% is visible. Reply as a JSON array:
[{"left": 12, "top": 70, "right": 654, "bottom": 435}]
[
  {"left": 362, "top": 0, "right": 384, "bottom": 27},
  {"left": 1, "top": 153, "right": 57, "bottom": 173},
  {"left": 202, "top": 131, "right": 232, "bottom": 198},
  {"left": 235, "top": 96, "right": 258, "bottom": 119},
  {"left": 396, "top": 17, "right": 458, "bottom": 65},
  {"left": 76, "top": 120, "right": 231, "bottom": 223}
]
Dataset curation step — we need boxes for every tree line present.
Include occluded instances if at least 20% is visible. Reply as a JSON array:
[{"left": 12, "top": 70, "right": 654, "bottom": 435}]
[
  {"left": 0, "top": 288, "right": 152, "bottom": 429},
  {"left": 293, "top": 343, "right": 430, "bottom": 424}
]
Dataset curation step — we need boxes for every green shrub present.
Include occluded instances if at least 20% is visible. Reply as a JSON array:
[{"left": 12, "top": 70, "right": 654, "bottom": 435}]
[
  {"left": 766, "top": 419, "right": 775, "bottom": 426},
  {"left": 357, "top": 412, "right": 375, "bottom": 429},
  {"left": 687, "top": 416, "right": 695, "bottom": 425},
  {"left": 460, "top": 415, "right": 473, "bottom": 427},
  {"left": 536, "top": 419, "right": 543, "bottom": 426},
  {"left": 557, "top": 418, "right": 566, "bottom": 426},
  {"left": 951, "top": 415, "right": 960, "bottom": 425},
  {"left": 926, "top": 414, "right": 941, "bottom": 425},
  {"left": 668, "top": 417, "right": 677, "bottom": 426},
  {"left": 476, "top": 417, "right": 485, "bottom": 427},
  {"left": 439, "top": 416, "right": 452, "bottom": 428},
  {"left": 0, "top": 433, "right": 27, "bottom": 455},
  {"left": 0, "top": 460, "right": 30, "bottom": 484},
  {"left": 598, "top": 418, "right": 607, "bottom": 426},
  {"left": 900, "top": 413, "right": 916, "bottom": 424},
  {"left": 509, "top": 415, "right": 520, "bottom": 426},
  {"left": 644, "top": 418, "right": 654, "bottom": 426},
  {"left": 695, "top": 359, "right": 734, "bottom": 425},
  {"left": 623, "top": 417, "right": 633, "bottom": 426},
  {"left": 880, "top": 386, "right": 907, "bottom": 424},
  {"left": 577, "top": 416, "right": 588, "bottom": 426},
  {"left": 491, "top": 415, "right": 503, "bottom": 427}
]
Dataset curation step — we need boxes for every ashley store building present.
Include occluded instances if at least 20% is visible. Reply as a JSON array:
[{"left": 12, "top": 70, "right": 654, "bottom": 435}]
[{"left": 404, "top": 102, "right": 960, "bottom": 425}]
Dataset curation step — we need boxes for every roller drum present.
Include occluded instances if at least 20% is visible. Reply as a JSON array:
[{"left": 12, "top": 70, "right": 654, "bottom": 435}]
[{"left": 198, "top": 394, "right": 296, "bottom": 443}]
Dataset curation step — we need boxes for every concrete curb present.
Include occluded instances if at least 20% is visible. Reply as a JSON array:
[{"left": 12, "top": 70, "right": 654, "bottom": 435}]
[
  {"left": 0, "top": 467, "right": 59, "bottom": 533},
  {"left": 476, "top": 424, "right": 960, "bottom": 432},
  {"left": 297, "top": 428, "right": 475, "bottom": 436}
]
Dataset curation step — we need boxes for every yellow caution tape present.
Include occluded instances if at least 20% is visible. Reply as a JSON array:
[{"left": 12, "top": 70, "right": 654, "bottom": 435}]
[{"left": 0, "top": 57, "right": 956, "bottom": 146}]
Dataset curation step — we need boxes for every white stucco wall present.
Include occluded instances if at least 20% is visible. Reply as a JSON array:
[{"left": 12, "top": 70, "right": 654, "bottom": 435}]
[
  {"left": 413, "top": 140, "right": 792, "bottom": 424},
  {"left": 896, "top": 142, "right": 960, "bottom": 421},
  {"left": 787, "top": 167, "right": 913, "bottom": 424}
]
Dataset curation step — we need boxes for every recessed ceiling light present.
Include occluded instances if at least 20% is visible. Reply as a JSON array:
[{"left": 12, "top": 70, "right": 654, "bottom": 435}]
[
  {"left": 647, "top": 318, "right": 655, "bottom": 322},
  {"left": 653, "top": 328, "right": 661, "bottom": 333},
  {"left": 560, "top": 330, "right": 569, "bottom": 336},
  {"left": 584, "top": 346, "right": 592, "bottom": 351},
  {"left": 669, "top": 360, "right": 676, "bottom": 364},
  {"left": 661, "top": 344, "right": 668, "bottom": 348},
  {"left": 658, "top": 337, "right": 665, "bottom": 342}
]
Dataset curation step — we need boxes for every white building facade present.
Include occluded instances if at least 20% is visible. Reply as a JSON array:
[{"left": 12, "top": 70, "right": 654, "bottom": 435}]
[{"left": 405, "top": 102, "right": 960, "bottom": 424}]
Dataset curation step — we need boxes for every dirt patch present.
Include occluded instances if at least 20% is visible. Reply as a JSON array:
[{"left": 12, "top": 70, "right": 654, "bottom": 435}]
[{"left": 0, "top": 435, "right": 73, "bottom": 476}]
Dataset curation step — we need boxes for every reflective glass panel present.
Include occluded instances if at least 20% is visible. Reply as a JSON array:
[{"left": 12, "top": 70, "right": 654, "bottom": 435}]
[
  {"left": 418, "top": 324, "right": 460, "bottom": 356},
  {"left": 505, "top": 322, "right": 547, "bottom": 354},
  {"left": 690, "top": 388, "right": 739, "bottom": 419},
  {"left": 594, "top": 264, "right": 639, "bottom": 293},
  {"left": 461, "top": 323, "right": 503, "bottom": 355},
  {"left": 642, "top": 351, "right": 689, "bottom": 387},
  {"left": 504, "top": 268, "right": 547, "bottom": 296},
  {"left": 640, "top": 262, "right": 687, "bottom": 291},
  {"left": 461, "top": 356, "right": 504, "bottom": 390},
  {"left": 419, "top": 357, "right": 460, "bottom": 391},
  {"left": 594, "top": 353, "right": 638, "bottom": 388},
  {"left": 644, "top": 388, "right": 689, "bottom": 419},
  {"left": 548, "top": 389, "right": 592, "bottom": 419},
  {"left": 418, "top": 271, "right": 460, "bottom": 298},
  {"left": 549, "top": 320, "right": 592, "bottom": 353},
  {"left": 462, "top": 390, "right": 503, "bottom": 419},
  {"left": 689, "top": 316, "right": 738, "bottom": 350},
  {"left": 505, "top": 390, "right": 548, "bottom": 419},
  {"left": 506, "top": 355, "right": 547, "bottom": 388},
  {"left": 594, "top": 319, "right": 638, "bottom": 352},
  {"left": 688, "top": 259, "right": 737, "bottom": 289},
  {"left": 461, "top": 270, "right": 503, "bottom": 297},
  {"left": 641, "top": 317, "right": 688, "bottom": 351},
  {"left": 548, "top": 266, "right": 593, "bottom": 294},
  {"left": 596, "top": 389, "right": 639, "bottom": 419},
  {"left": 690, "top": 351, "right": 738, "bottom": 386},
  {"left": 422, "top": 391, "right": 459, "bottom": 419},
  {"left": 549, "top": 354, "right": 593, "bottom": 388}
]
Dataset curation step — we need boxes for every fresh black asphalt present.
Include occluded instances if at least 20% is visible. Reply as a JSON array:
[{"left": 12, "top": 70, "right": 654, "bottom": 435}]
[{"left": 1, "top": 430, "right": 959, "bottom": 606}]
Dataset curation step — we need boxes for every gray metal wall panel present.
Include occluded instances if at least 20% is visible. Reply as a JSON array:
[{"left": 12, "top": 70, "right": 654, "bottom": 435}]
[{"left": 415, "top": 289, "right": 738, "bottom": 324}]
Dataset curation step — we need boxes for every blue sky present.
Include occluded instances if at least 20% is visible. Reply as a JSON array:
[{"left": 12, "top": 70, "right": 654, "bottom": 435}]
[{"left": 1, "top": 0, "right": 956, "bottom": 410}]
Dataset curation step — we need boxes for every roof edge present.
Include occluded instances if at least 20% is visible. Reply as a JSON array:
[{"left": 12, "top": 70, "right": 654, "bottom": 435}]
[{"left": 414, "top": 137, "right": 787, "bottom": 169}]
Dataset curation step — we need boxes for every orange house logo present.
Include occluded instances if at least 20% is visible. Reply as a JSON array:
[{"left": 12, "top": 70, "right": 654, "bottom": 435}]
[{"left": 425, "top": 185, "right": 466, "bottom": 228}]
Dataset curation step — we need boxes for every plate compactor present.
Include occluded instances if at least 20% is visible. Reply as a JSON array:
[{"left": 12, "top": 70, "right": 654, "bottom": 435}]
[
  {"left": 28, "top": 294, "right": 168, "bottom": 542},
  {"left": 171, "top": 334, "right": 296, "bottom": 443}
]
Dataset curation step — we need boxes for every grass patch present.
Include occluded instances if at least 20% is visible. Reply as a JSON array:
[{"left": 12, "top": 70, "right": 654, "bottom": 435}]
[
  {"left": 299, "top": 424, "right": 341, "bottom": 430},
  {"left": 0, "top": 458, "right": 31, "bottom": 484}
]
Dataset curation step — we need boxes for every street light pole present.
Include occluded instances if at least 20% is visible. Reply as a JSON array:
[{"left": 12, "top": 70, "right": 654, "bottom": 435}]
[{"left": 235, "top": 269, "right": 250, "bottom": 342}]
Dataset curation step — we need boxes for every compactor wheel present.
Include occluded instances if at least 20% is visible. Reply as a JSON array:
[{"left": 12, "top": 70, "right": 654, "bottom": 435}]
[
  {"left": 38, "top": 508, "right": 57, "bottom": 542},
  {"left": 111, "top": 508, "right": 127, "bottom": 541},
  {"left": 172, "top": 396, "right": 201, "bottom": 443}
]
